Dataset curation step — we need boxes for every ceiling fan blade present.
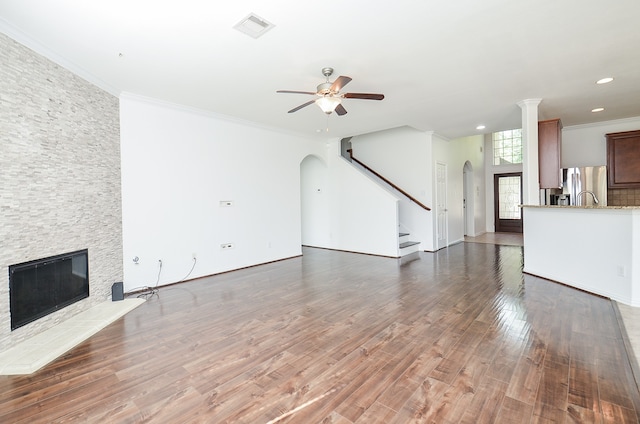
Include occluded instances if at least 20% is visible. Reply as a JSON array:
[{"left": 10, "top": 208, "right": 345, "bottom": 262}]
[
  {"left": 287, "top": 99, "right": 316, "bottom": 113},
  {"left": 277, "top": 90, "right": 317, "bottom": 95},
  {"left": 330, "top": 76, "right": 352, "bottom": 92},
  {"left": 343, "top": 93, "right": 385, "bottom": 100},
  {"left": 335, "top": 104, "right": 347, "bottom": 116}
]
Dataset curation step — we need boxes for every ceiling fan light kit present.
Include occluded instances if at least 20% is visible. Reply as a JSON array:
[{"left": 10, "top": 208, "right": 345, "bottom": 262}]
[
  {"left": 277, "top": 67, "right": 384, "bottom": 116},
  {"left": 316, "top": 96, "right": 341, "bottom": 114}
]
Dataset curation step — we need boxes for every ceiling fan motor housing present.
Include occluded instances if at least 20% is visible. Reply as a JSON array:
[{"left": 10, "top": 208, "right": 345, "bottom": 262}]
[
  {"left": 318, "top": 67, "right": 335, "bottom": 94},
  {"left": 317, "top": 82, "right": 333, "bottom": 95}
]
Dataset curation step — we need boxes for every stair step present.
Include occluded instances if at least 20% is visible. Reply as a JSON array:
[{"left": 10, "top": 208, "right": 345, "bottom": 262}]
[
  {"left": 399, "top": 251, "right": 421, "bottom": 265},
  {"left": 399, "top": 232, "right": 409, "bottom": 237},
  {"left": 399, "top": 241, "right": 420, "bottom": 249}
]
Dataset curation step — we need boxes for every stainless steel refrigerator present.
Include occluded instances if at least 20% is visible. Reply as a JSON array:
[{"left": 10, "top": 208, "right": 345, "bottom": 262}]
[{"left": 555, "top": 166, "right": 607, "bottom": 206}]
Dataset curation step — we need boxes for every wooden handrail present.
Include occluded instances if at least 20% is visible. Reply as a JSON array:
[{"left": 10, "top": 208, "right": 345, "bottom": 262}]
[{"left": 347, "top": 149, "right": 431, "bottom": 211}]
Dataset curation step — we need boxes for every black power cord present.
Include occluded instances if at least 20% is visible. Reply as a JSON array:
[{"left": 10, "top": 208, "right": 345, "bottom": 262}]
[
  {"left": 124, "top": 257, "right": 197, "bottom": 299},
  {"left": 124, "top": 259, "right": 162, "bottom": 299}
]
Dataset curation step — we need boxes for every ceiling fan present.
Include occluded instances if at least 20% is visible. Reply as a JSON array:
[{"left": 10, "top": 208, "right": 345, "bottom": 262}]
[{"left": 277, "top": 67, "right": 384, "bottom": 116}]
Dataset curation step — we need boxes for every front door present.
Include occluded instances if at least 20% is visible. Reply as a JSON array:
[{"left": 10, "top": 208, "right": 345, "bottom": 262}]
[{"left": 494, "top": 172, "right": 523, "bottom": 233}]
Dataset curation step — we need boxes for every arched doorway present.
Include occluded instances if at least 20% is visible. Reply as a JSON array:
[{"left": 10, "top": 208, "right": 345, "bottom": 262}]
[{"left": 463, "top": 161, "right": 475, "bottom": 236}]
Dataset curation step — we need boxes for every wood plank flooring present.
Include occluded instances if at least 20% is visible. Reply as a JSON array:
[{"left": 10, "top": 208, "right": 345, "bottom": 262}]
[{"left": 1, "top": 243, "right": 639, "bottom": 423}]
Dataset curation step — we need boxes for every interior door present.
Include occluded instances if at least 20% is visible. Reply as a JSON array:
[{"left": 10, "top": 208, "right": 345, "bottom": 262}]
[
  {"left": 494, "top": 172, "right": 523, "bottom": 233},
  {"left": 436, "top": 162, "right": 448, "bottom": 249},
  {"left": 463, "top": 161, "right": 474, "bottom": 236}
]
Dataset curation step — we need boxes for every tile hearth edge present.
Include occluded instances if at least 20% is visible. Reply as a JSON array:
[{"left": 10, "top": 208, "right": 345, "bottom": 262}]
[{"left": 0, "top": 298, "right": 145, "bottom": 375}]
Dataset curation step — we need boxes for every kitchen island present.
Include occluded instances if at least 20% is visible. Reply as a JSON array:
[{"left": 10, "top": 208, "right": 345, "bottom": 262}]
[{"left": 522, "top": 205, "right": 640, "bottom": 306}]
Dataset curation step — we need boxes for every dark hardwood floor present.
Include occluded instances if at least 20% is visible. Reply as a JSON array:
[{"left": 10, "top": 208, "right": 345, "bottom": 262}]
[{"left": 1, "top": 243, "right": 639, "bottom": 423}]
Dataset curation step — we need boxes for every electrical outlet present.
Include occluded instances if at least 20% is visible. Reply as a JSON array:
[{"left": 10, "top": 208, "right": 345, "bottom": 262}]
[
  {"left": 219, "top": 200, "right": 233, "bottom": 207},
  {"left": 220, "top": 243, "right": 234, "bottom": 250},
  {"left": 617, "top": 265, "right": 626, "bottom": 277}
]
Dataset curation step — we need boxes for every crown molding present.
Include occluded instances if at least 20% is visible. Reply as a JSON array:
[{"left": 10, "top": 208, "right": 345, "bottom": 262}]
[
  {"left": 0, "top": 18, "right": 120, "bottom": 97},
  {"left": 119, "top": 92, "right": 319, "bottom": 141},
  {"left": 563, "top": 116, "right": 640, "bottom": 132}
]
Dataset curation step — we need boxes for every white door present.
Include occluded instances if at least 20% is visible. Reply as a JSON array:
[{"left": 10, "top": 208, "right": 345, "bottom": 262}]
[
  {"left": 463, "top": 161, "right": 474, "bottom": 237},
  {"left": 436, "top": 162, "right": 448, "bottom": 249}
]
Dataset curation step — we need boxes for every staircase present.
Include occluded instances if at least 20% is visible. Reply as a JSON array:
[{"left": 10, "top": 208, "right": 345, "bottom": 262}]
[
  {"left": 341, "top": 139, "right": 429, "bottom": 256},
  {"left": 399, "top": 232, "right": 421, "bottom": 257}
]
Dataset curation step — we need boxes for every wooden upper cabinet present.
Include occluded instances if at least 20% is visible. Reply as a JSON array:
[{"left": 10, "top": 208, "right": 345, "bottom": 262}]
[
  {"left": 607, "top": 130, "right": 640, "bottom": 188},
  {"left": 538, "top": 118, "right": 562, "bottom": 188}
]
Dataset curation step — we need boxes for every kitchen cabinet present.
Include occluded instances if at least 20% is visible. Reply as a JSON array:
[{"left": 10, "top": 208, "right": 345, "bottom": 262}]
[
  {"left": 538, "top": 118, "right": 562, "bottom": 188},
  {"left": 607, "top": 130, "right": 640, "bottom": 188}
]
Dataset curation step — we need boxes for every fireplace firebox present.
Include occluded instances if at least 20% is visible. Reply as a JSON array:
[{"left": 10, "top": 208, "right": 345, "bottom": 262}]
[{"left": 9, "top": 249, "right": 89, "bottom": 331}]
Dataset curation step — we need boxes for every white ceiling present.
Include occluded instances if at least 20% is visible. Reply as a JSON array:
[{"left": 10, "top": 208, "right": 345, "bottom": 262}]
[{"left": 2, "top": 0, "right": 640, "bottom": 139}]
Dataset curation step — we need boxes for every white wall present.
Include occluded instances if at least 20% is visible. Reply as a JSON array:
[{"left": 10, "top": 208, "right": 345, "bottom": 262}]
[
  {"left": 562, "top": 116, "right": 640, "bottom": 167},
  {"left": 119, "top": 94, "right": 324, "bottom": 292},
  {"left": 351, "top": 126, "right": 433, "bottom": 204}
]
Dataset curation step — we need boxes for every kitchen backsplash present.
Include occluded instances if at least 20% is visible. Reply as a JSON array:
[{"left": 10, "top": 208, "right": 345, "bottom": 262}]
[{"left": 608, "top": 188, "right": 640, "bottom": 206}]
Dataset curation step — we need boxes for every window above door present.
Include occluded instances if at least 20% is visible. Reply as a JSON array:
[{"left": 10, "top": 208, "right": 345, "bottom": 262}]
[{"left": 492, "top": 129, "right": 523, "bottom": 166}]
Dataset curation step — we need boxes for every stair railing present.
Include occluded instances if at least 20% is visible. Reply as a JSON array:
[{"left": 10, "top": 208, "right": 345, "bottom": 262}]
[{"left": 347, "top": 149, "right": 431, "bottom": 211}]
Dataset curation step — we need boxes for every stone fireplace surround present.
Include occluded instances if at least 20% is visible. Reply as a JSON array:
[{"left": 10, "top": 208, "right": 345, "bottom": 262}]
[{"left": 0, "top": 33, "right": 123, "bottom": 355}]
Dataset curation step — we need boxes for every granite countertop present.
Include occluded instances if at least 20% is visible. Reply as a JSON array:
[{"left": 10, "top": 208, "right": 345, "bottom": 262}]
[{"left": 521, "top": 204, "right": 640, "bottom": 209}]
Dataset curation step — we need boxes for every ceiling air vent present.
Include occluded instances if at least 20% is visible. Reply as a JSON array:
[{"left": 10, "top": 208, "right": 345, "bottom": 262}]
[{"left": 233, "top": 13, "right": 275, "bottom": 39}]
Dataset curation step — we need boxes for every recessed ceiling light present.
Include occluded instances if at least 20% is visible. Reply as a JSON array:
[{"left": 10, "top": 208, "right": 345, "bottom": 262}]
[
  {"left": 596, "top": 77, "right": 613, "bottom": 84},
  {"left": 476, "top": 125, "right": 486, "bottom": 130},
  {"left": 591, "top": 107, "right": 605, "bottom": 113},
  {"left": 233, "top": 13, "right": 275, "bottom": 39}
]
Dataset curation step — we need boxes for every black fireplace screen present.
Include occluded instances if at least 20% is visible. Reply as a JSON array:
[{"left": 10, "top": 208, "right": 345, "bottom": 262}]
[{"left": 9, "top": 249, "right": 89, "bottom": 331}]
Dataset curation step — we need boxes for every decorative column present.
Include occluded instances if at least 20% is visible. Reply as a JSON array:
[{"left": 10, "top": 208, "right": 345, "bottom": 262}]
[{"left": 517, "top": 99, "right": 542, "bottom": 205}]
